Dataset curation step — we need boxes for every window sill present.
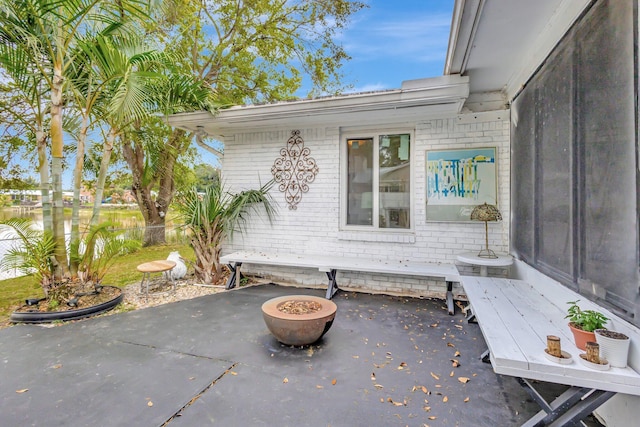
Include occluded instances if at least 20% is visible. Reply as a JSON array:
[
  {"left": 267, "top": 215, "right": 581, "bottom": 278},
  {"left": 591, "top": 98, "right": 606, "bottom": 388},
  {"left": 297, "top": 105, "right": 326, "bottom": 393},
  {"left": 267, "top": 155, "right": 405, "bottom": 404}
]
[{"left": 337, "top": 230, "right": 416, "bottom": 243}]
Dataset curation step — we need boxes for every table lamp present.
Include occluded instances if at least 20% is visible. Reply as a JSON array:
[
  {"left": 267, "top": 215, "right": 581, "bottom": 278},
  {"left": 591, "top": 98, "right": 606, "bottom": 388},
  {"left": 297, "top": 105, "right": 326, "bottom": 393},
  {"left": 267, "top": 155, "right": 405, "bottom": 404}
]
[{"left": 470, "top": 203, "right": 502, "bottom": 259}]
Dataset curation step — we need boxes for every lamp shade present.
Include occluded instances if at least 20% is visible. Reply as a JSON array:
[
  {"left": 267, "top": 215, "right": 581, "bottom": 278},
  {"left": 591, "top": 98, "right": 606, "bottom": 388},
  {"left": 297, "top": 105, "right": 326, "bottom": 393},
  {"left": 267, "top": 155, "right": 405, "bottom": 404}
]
[{"left": 470, "top": 203, "right": 502, "bottom": 222}]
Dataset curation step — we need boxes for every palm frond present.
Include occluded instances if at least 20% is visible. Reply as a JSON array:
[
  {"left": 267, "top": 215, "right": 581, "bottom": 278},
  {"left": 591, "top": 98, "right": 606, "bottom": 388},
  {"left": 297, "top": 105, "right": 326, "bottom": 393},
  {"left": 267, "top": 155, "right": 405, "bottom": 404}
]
[{"left": 0, "top": 217, "right": 56, "bottom": 286}]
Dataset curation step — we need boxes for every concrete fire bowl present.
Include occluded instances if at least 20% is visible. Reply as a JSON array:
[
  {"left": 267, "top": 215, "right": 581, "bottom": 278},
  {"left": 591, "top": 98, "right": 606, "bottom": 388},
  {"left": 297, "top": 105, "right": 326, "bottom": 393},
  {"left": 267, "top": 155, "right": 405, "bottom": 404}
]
[{"left": 261, "top": 295, "right": 337, "bottom": 346}]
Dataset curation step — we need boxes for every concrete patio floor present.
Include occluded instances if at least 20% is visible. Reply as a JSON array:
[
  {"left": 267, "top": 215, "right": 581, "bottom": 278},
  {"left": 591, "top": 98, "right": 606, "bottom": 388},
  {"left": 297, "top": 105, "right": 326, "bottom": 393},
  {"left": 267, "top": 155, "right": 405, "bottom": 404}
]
[{"left": 0, "top": 283, "right": 573, "bottom": 426}]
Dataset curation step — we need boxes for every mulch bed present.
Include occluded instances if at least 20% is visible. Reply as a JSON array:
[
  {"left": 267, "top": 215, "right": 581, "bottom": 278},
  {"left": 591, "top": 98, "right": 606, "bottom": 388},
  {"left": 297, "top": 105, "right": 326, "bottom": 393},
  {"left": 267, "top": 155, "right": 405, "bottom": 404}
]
[
  {"left": 13, "top": 284, "right": 121, "bottom": 313},
  {"left": 278, "top": 299, "right": 322, "bottom": 315}
]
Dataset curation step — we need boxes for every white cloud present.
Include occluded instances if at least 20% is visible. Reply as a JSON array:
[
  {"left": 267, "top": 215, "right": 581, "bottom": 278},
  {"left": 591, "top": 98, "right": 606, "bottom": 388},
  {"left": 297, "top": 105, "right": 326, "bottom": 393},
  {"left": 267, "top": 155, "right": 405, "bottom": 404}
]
[
  {"left": 342, "top": 10, "right": 452, "bottom": 63},
  {"left": 343, "top": 83, "right": 388, "bottom": 94}
]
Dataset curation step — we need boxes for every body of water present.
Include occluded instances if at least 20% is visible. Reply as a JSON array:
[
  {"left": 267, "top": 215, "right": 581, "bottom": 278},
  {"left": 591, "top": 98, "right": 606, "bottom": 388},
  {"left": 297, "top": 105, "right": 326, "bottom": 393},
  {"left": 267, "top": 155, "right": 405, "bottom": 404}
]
[{"left": 0, "top": 207, "right": 181, "bottom": 281}]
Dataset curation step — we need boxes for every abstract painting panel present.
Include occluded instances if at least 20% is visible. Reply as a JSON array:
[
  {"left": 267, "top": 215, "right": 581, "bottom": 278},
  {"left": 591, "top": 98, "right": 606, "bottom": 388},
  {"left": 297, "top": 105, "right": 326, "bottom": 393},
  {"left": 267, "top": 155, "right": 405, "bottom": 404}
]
[{"left": 426, "top": 147, "right": 497, "bottom": 221}]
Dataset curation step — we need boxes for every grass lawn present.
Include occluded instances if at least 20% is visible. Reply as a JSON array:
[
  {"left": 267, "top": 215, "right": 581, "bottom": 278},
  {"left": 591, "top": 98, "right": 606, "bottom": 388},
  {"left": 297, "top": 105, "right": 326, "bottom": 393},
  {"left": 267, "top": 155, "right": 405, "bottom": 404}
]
[{"left": 0, "top": 242, "right": 194, "bottom": 325}]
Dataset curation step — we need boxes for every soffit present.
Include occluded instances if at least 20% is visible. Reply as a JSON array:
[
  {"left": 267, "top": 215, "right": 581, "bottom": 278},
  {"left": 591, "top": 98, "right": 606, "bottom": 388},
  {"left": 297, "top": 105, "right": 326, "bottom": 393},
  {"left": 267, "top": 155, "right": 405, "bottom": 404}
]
[
  {"left": 445, "top": 0, "right": 590, "bottom": 100},
  {"left": 167, "top": 76, "right": 469, "bottom": 139}
]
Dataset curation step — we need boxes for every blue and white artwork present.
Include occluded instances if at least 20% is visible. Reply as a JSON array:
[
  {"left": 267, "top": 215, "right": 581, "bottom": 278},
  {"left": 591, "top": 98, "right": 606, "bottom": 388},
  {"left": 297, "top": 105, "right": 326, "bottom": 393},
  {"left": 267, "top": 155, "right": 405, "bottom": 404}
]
[{"left": 426, "top": 147, "right": 497, "bottom": 221}]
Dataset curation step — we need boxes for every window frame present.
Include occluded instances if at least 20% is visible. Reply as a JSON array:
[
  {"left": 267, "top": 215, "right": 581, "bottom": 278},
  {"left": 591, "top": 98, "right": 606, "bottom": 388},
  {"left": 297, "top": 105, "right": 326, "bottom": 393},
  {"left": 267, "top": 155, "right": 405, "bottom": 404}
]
[{"left": 340, "top": 129, "right": 415, "bottom": 232}]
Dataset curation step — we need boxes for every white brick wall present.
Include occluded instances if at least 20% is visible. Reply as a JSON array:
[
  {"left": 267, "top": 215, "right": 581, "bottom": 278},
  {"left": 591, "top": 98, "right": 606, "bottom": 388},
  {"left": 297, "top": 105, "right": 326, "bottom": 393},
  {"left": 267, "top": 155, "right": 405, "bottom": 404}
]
[{"left": 220, "top": 112, "right": 511, "bottom": 298}]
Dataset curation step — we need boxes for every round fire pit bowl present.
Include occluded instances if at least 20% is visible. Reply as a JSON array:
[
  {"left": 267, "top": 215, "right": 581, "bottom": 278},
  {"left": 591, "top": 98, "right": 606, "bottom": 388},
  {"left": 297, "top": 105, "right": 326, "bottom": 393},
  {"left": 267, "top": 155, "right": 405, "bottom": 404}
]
[{"left": 261, "top": 295, "right": 337, "bottom": 346}]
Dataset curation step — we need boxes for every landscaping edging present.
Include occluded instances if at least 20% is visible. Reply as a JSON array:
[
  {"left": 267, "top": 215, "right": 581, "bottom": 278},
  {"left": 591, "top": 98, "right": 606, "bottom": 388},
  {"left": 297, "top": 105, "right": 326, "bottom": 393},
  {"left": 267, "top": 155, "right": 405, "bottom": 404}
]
[{"left": 10, "top": 286, "right": 123, "bottom": 324}]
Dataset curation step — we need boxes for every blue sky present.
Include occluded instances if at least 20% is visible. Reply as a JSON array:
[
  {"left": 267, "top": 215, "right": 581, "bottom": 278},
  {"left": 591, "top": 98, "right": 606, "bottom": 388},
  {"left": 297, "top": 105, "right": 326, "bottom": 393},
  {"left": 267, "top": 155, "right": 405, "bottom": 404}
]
[{"left": 313, "top": 0, "right": 454, "bottom": 94}]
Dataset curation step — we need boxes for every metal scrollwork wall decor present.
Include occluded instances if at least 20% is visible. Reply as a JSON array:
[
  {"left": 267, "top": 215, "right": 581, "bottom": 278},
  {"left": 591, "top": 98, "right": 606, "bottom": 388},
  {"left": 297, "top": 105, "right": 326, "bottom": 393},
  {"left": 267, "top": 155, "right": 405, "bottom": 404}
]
[{"left": 271, "top": 130, "right": 319, "bottom": 210}]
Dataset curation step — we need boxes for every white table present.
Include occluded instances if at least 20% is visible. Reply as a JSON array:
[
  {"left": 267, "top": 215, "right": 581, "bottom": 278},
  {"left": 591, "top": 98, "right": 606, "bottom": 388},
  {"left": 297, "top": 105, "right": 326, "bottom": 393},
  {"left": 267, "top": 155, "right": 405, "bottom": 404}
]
[
  {"left": 460, "top": 275, "right": 640, "bottom": 426},
  {"left": 137, "top": 260, "right": 176, "bottom": 297},
  {"left": 456, "top": 252, "right": 513, "bottom": 276}
]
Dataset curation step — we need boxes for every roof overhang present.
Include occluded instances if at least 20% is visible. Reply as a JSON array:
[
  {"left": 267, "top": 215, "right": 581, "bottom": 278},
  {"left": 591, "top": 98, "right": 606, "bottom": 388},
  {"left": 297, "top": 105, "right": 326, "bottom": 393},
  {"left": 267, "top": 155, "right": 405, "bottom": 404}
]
[
  {"left": 167, "top": 75, "right": 469, "bottom": 139},
  {"left": 445, "top": 0, "right": 591, "bottom": 101}
]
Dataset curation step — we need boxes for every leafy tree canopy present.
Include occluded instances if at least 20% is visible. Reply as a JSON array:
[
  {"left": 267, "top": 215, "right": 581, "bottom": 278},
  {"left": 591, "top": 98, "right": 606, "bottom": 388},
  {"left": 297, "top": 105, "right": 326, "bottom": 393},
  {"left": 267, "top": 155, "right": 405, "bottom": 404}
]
[{"left": 154, "top": 0, "right": 367, "bottom": 105}]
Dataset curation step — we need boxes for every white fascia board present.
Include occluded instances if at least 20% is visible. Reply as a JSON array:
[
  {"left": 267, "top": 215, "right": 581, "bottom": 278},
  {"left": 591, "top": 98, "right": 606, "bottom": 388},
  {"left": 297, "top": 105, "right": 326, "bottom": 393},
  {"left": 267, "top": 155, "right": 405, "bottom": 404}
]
[
  {"left": 167, "top": 76, "right": 469, "bottom": 138},
  {"left": 444, "top": 0, "right": 485, "bottom": 75}
]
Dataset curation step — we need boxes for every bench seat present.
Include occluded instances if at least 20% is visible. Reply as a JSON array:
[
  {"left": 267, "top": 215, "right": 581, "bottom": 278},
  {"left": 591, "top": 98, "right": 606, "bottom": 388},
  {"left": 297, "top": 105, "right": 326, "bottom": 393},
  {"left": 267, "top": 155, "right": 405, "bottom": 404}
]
[
  {"left": 220, "top": 251, "right": 460, "bottom": 313},
  {"left": 460, "top": 275, "right": 640, "bottom": 425}
]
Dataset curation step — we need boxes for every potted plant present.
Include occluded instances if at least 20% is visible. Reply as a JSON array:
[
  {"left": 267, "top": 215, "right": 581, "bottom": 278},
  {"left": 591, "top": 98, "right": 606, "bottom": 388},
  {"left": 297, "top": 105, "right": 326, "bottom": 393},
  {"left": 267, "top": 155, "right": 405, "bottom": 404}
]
[
  {"left": 595, "top": 329, "right": 630, "bottom": 368},
  {"left": 565, "top": 300, "right": 609, "bottom": 350}
]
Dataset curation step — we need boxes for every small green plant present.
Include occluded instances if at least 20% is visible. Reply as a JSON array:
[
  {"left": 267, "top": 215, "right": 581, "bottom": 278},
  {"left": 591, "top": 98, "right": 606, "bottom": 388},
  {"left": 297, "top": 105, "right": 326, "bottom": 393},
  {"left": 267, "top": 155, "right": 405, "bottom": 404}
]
[
  {"left": 0, "top": 218, "right": 56, "bottom": 294},
  {"left": 73, "top": 221, "right": 141, "bottom": 286},
  {"left": 565, "top": 300, "right": 609, "bottom": 332}
]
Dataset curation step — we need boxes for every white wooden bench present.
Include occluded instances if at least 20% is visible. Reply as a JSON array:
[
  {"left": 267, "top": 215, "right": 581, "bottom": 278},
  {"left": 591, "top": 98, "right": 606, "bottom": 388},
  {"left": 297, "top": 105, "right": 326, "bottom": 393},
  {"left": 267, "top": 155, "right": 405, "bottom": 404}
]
[
  {"left": 460, "top": 275, "right": 640, "bottom": 426},
  {"left": 220, "top": 251, "right": 461, "bottom": 313}
]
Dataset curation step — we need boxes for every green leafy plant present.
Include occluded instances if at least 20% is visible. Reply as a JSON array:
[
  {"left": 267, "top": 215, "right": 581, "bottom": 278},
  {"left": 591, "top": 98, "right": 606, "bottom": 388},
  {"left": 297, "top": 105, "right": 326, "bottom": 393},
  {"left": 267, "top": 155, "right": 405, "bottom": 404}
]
[
  {"left": 565, "top": 300, "right": 609, "bottom": 332},
  {"left": 0, "top": 218, "right": 140, "bottom": 300},
  {"left": 0, "top": 218, "right": 56, "bottom": 295},
  {"left": 176, "top": 180, "right": 275, "bottom": 285},
  {"left": 72, "top": 222, "right": 141, "bottom": 286}
]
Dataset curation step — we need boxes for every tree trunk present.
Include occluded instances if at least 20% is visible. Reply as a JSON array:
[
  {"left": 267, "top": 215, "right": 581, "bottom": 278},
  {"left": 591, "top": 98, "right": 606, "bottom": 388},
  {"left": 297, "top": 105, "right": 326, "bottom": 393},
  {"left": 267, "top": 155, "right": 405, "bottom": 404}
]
[
  {"left": 50, "top": 66, "right": 68, "bottom": 278},
  {"left": 122, "top": 127, "right": 188, "bottom": 246},
  {"left": 36, "top": 129, "right": 52, "bottom": 235},
  {"left": 90, "top": 127, "right": 116, "bottom": 226},
  {"left": 122, "top": 131, "right": 166, "bottom": 246},
  {"left": 143, "top": 216, "right": 166, "bottom": 246},
  {"left": 70, "top": 112, "right": 89, "bottom": 275}
]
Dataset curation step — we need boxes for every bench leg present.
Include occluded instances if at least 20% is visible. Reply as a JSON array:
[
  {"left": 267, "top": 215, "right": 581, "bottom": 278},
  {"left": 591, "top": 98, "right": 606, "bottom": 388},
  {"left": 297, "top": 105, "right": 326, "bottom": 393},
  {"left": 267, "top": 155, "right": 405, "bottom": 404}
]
[
  {"left": 517, "top": 378, "right": 615, "bottom": 427},
  {"left": 140, "top": 272, "right": 150, "bottom": 300},
  {"left": 225, "top": 262, "right": 242, "bottom": 290},
  {"left": 325, "top": 269, "right": 338, "bottom": 299},
  {"left": 446, "top": 281, "right": 455, "bottom": 315},
  {"left": 546, "top": 390, "right": 615, "bottom": 427},
  {"left": 480, "top": 349, "right": 491, "bottom": 363}
]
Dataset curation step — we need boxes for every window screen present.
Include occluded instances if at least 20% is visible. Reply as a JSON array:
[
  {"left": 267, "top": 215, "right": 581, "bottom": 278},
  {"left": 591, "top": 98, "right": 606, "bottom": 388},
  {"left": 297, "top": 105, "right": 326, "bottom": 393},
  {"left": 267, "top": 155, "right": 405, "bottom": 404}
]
[{"left": 511, "top": 0, "right": 640, "bottom": 324}]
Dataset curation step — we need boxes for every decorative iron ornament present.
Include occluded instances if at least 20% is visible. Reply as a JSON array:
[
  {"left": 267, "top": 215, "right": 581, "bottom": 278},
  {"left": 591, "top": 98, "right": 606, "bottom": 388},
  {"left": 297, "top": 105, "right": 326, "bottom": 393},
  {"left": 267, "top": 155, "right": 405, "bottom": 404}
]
[{"left": 271, "top": 130, "right": 319, "bottom": 210}]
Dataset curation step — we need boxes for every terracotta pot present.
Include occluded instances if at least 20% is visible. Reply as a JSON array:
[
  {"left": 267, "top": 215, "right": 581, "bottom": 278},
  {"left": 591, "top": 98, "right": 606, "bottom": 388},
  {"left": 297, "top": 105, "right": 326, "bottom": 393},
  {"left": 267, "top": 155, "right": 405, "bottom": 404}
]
[
  {"left": 595, "top": 329, "right": 630, "bottom": 368},
  {"left": 262, "top": 295, "right": 337, "bottom": 346},
  {"left": 568, "top": 322, "right": 596, "bottom": 351}
]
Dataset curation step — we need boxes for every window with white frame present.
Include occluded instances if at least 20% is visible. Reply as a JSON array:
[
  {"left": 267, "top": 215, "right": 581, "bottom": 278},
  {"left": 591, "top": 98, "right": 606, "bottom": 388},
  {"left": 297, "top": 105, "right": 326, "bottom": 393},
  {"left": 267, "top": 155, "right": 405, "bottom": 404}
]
[{"left": 344, "top": 132, "right": 411, "bottom": 229}]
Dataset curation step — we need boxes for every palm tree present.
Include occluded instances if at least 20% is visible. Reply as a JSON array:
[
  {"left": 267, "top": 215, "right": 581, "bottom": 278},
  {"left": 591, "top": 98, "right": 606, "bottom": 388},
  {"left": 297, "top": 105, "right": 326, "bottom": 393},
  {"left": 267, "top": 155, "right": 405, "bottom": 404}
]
[
  {"left": 0, "top": 0, "right": 153, "bottom": 278},
  {"left": 66, "top": 33, "right": 165, "bottom": 271},
  {"left": 0, "top": 17, "right": 53, "bottom": 234},
  {"left": 176, "top": 180, "right": 276, "bottom": 285}
]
